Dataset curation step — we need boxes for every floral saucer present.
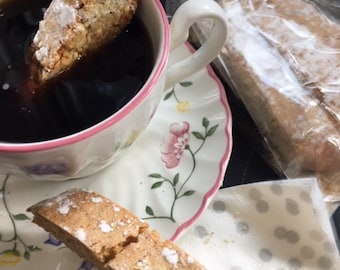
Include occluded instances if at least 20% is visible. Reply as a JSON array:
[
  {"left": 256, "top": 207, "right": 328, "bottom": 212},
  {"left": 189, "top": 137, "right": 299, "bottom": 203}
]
[{"left": 0, "top": 43, "right": 232, "bottom": 269}]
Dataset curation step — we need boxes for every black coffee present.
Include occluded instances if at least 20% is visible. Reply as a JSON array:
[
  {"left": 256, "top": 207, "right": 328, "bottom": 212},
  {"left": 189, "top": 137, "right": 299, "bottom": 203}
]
[{"left": 0, "top": 5, "right": 154, "bottom": 143}]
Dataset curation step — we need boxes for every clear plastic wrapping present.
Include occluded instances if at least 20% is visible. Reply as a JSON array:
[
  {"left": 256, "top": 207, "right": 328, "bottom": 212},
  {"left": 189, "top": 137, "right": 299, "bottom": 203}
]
[{"left": 191, "top": 0, "right": 340, "bottom": 201}]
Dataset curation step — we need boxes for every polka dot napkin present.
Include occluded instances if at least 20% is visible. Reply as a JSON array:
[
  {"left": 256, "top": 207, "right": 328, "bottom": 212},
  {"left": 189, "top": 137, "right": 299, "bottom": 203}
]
[{"left": 177, "top": 178, "right": 339, "bottom": 270}]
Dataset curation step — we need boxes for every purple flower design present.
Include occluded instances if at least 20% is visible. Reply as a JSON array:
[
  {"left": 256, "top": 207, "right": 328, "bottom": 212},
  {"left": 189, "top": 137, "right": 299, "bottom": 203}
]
[
  {"left": 25, "top": 162, "right": 69, "bottom": 175},
  {"left": 79, "top": 261, "right": 96, "bottom": 270},
  {"left": 44, "top": 233, "right": 62, "bottom": 246}
]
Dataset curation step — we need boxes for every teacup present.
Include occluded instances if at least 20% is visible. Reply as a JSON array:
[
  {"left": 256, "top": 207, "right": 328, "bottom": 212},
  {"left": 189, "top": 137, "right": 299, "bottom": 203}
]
[{"left": 0, "top": 0, "right": 227, "bottom": 180}]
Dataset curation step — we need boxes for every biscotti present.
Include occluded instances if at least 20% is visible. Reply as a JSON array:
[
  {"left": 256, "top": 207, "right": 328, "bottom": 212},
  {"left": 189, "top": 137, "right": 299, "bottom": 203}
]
[
  {"left": 202, "top": 0, "right": 340, "bottom": 200},
  {"left": 236, "top": 0, "right": 340, "bottom": 199},
  {"left": 107, "top": 230, "right": 202, "bottom": 269},
  {"left": 31, "top": 0, "right": 138, "bottom": 84},
  {"left": 27, "top": 189, "right": 206, "bottom": 270},
  {"left": 242, "top": 0, "right": 340, "bottom": 124}
]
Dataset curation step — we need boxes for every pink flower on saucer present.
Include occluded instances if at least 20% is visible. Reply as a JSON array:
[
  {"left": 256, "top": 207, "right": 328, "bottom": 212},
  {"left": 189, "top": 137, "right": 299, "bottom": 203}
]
[{"left": 161, "top": 121, "right": 190, "bottom": 169}]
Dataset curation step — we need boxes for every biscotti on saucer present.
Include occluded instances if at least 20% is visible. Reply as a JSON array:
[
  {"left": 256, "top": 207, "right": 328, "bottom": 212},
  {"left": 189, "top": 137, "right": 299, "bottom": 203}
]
[
  {"left": 107, "top": 230, "right": 202, "bottom": 269},
  {"left": 27, "top": 189, "right": 206, "bottom": 270},
  {"left": 31, "top": 0, "right": 138, "bottom": 84}
]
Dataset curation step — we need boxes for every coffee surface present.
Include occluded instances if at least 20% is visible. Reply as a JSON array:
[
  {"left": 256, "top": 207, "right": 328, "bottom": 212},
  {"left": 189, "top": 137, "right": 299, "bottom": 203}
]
[{"left": 0, "top": 6, "right": 153, "bottom": 143}]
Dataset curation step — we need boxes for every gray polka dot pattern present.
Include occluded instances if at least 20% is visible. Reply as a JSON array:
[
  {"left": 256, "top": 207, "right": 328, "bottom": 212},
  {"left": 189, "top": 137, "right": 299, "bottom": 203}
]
[
  {"left": 177, "top": 178, "right": 339, "bottom": 270},
  {"left": 194, "top": 225, "right": 208, "bottom": 238},
  {"left": 288, "top": 258, "right": 303, "bottom": 269},
  {"left": 212, "top": 200, "right": 226, "bottom": 213},
  {"left": 299, "top": 191, "right": 312, "bottom": 203},
  {"left": 259, "top": 248, "right": 273, "bottom": 262},
  {"left": 255, "top": 200, "right": 270, "bottom": 213},
  {"left": 236, "top": 221, "right": 249, "bottom": 234},
  {"left": 249, "top": 188, "right": 262, "bottom": 201},
  {"left": 286, "top": 230, "right": 300, "bottom": 244},
  {"left": 300, "top": 245, "right": 315, "bottom": 259},
  {"left": 270, "top": 183, "right": 283, "bottom": 195},
  {"left": 274, "top": 226, "right": 287, "bottom": 239},
  {"left": 273, "top": 226, "right": 300, "bottom": 244},
  {"left": 286, "top": 198, "right": 300, "bottom": 216},
  {"left": 317, "top": 256, "right": 334, "bottom": 269}
]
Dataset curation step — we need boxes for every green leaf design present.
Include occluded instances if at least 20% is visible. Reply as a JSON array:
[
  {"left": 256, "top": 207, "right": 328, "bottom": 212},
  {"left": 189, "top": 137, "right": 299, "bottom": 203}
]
[
  {"left": 179, "top": 81, "right": 193, "bottom": 87},
  {"left": 202, "top": 117, "right": 209, "bottom": 128},
  {"left": 145, "top": 206, "right": 154, "bottom": 216},
  {"left": 183, "top": 190, "right": 195, "bottom": 197},
  {"left": 207, "top": 124, "right": 219, "bottom": 137},
  {"left": 173, "top": 173, "right": 179, "bottom": 186},
  {"left": 148, "top": 173, "right": 162, "bottom": 178},
  {"left": 13, "top": 213, "right": 30, "bottom": 221},
  {"left": 1, "top": 175, "right": 41, "bottom": 260},
  {"left": 192, "top": 131, "right": 204, "bottom": 140},
  {"left": 28, "top": 246, "right": 41, "bottom": 252},
  {"left": 24, "top": 250, "right": 30, "bottom": 261},
  {"left": 151, "top": 181, "right": 163, "bottom": 189},
  {"left": 163, "top": 89, "right": 174, "bottom": 100}
]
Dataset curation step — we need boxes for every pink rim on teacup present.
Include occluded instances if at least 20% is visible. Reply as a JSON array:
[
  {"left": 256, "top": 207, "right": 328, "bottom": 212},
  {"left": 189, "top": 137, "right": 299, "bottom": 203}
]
[{"left": 0, "top": 0, "right": 170, "bottom": 153}]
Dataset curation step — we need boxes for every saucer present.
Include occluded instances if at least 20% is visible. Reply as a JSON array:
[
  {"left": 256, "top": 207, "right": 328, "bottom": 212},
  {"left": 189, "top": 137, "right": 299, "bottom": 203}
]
[{"left": 0, "top": 43, "right": 232, "bottom": 269}]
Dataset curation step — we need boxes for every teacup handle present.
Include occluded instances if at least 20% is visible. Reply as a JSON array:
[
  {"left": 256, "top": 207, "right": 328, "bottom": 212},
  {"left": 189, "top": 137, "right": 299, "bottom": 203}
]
[{"left": 165, "top": 0, "right": 227, "bottom": 90}]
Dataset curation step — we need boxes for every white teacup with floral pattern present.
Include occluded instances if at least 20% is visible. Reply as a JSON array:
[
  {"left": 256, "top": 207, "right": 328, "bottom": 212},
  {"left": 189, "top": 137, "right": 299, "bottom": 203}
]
[{"left": 0, "top": 0, "right": 227, "bottom": 181}]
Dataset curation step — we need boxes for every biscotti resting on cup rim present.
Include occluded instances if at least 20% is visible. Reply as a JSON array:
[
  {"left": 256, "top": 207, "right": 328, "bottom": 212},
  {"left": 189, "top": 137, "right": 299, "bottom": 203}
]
[{"left": 31, "top": 0, "right": 138, "bottom": 85}]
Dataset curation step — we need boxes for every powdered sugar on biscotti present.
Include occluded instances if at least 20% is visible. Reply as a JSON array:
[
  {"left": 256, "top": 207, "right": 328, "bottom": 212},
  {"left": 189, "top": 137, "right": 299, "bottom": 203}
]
[
  {"left": 99, "top": 220, "right": 113, "bottom": 233},
  {"left": 33, "top": 1, "right": 78, "bottom": 69},
  {"left": 162, "top": 247, "right": 179, "bottom": 266},
  {"left": 75, "top": 228, "right": 87, "bottom": 242},
  {"left": 31, "top": 0, "right": 138, "bottom": 84},
  {"left": 91, "top": 196, "right": 103, "bottom": 203},
  {"left": 52, "top": 1, "right": 77, "bottom": 28}
]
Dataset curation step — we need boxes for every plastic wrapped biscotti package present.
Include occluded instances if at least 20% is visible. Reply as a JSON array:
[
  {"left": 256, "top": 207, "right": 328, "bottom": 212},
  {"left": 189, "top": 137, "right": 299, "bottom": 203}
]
[{"left": 187, "top": 0, "right": 340, "bottom": 202}]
